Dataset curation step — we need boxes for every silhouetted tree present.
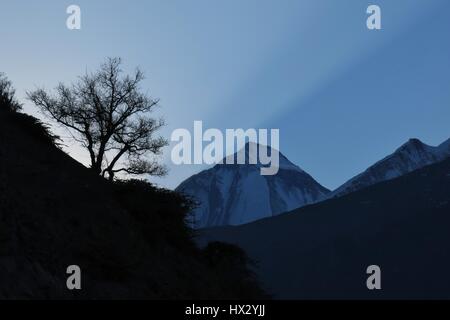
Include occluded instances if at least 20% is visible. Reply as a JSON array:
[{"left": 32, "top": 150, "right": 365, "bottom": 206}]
[
  {"left": 27, "top": 58, "right": 168, "bottom": 181},
  {"left": 0, "top": 72, "right": 22, "bottom": 112}
]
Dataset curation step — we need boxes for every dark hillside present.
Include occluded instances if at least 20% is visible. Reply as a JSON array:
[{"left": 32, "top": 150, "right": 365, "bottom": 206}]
[
  {"left": 201, "top": 155, "right": 450, "bottom": 299},
  {"left": 0, "top": 104, "right": 266, "bottom": 299}
]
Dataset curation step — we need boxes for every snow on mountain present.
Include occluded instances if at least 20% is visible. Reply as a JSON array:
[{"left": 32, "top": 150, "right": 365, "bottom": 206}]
[
  {"left": 329, "top": 137, "right": 450, "bottom": 198},
  {"left": 199, "top": 157, "right": 450, "bottom": 299},
  {"left": 176, "top": 143, "right": 330, "bottom": 228}
]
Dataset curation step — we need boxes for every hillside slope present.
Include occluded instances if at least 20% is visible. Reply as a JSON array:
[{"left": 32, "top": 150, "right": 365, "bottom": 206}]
[
  {"left": 200, "top": 157, "right": 450, "bottom": 299},
  {"left": 0, "top": 106, "right": 265, "bottom": 299}
]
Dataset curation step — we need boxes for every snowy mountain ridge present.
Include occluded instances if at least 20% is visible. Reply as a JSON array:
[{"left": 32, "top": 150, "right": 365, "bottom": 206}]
[
  {"left": 176, "top": 143, "right": 330, "bottom": 228},
  {"left": 328, "top": 137, "right": 450, "bottom": 198},
  {"left": 177, "top": 137, "right": 450, "bottom": 228}
]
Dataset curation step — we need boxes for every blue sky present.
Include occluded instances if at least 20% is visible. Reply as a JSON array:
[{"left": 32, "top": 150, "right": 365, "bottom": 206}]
[{"left": 1, "top": 0, "right": 449, "bottom": 189}]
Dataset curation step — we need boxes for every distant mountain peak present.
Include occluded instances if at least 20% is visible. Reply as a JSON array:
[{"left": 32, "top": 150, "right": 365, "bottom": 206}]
[
  {"left": 406, "top": 137, "right": 423, "bottom": 144},
  {"left": 220, "top": 142, "right": 303, "bottom": 173},
  {"left": 387, "top": 138, "right": 437, "bottom": 163},
  {"left": 329, "top": 137, "right": 450, "bottom": 198},
  {"left": 177, "top": 146, "right": 329, "bottom": 228},
  {"left": 396, "top": 138, "right": 427, "bottom": 152}
]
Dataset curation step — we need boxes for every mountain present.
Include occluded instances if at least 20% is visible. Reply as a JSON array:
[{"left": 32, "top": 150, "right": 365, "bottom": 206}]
[
  {"left": 329, "top": 138, "right": 450, "bottom": 198},
  {"left": 0, "top": 103, "right": 266, "bottom": 299},
  {"left": 199, "top": 157, "right": 450, "bottom": 299},
  {"left": 439, "top": 138, "right": 450, "bottom": 155},
  {"left": 176, "top": 142, "right": 330, "bottom": 228}
]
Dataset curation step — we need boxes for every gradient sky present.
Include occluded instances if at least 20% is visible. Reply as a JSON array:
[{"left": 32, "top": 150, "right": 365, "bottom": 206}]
[{"left": 1, "top": 0, "right": 449, "bottom": 189}]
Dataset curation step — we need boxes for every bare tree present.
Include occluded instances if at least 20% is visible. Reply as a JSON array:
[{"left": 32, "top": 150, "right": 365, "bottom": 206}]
[
  {"left": 0, "top": 72, "right": 22, "bottom": 112},
  {"left": 27, "top": 57, "right": 168, "bottom": 181}
]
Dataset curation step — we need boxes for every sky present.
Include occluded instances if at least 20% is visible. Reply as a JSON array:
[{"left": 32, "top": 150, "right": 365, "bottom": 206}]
[{"left": 1, "top": 0, "right": 449, "bottom": 190}]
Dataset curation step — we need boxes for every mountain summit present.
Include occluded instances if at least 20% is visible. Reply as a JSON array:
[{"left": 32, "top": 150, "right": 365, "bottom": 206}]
[
  {"left": 176, "top": 143, "right": 330, "bottom": 228},
  {"left": 329, "top": 137, "right": 450, "bottom": 198}
]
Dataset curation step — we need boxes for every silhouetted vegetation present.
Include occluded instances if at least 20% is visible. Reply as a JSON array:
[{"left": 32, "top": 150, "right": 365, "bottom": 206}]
[
  {"left": 0, "top": 74, "right": 59, "bottom": 146},
  {"left": 203, "top": 242, "right": 269, "bottom": 299},
  {"left": 0, "top": 72, "right": 267, "bottom": 299},
  {"left": 27, "top": 58, "right": 168, "bottom": 181},
  {"left": 0, "top": 73, "right": 21, "bottom": 112},
  {"left": 111, "top": 180, "right": 269, "bottom": 299},
  {"left": 11, "top": 114, "right": 60, "bottom": 147},
  {"left": 112, "top": 179, "right": 196, "bottom": 251}
]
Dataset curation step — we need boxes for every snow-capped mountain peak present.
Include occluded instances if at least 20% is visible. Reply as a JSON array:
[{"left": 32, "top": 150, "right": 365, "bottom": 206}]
[
  {"left": 176, "top": 143, "right": 329, "bottom": 228},
  {"left": 222, "top": 142, "right": 304, "bottom": 172},
  {"left": 329, "top": 137, "right": 450, "bottom": 198}
]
